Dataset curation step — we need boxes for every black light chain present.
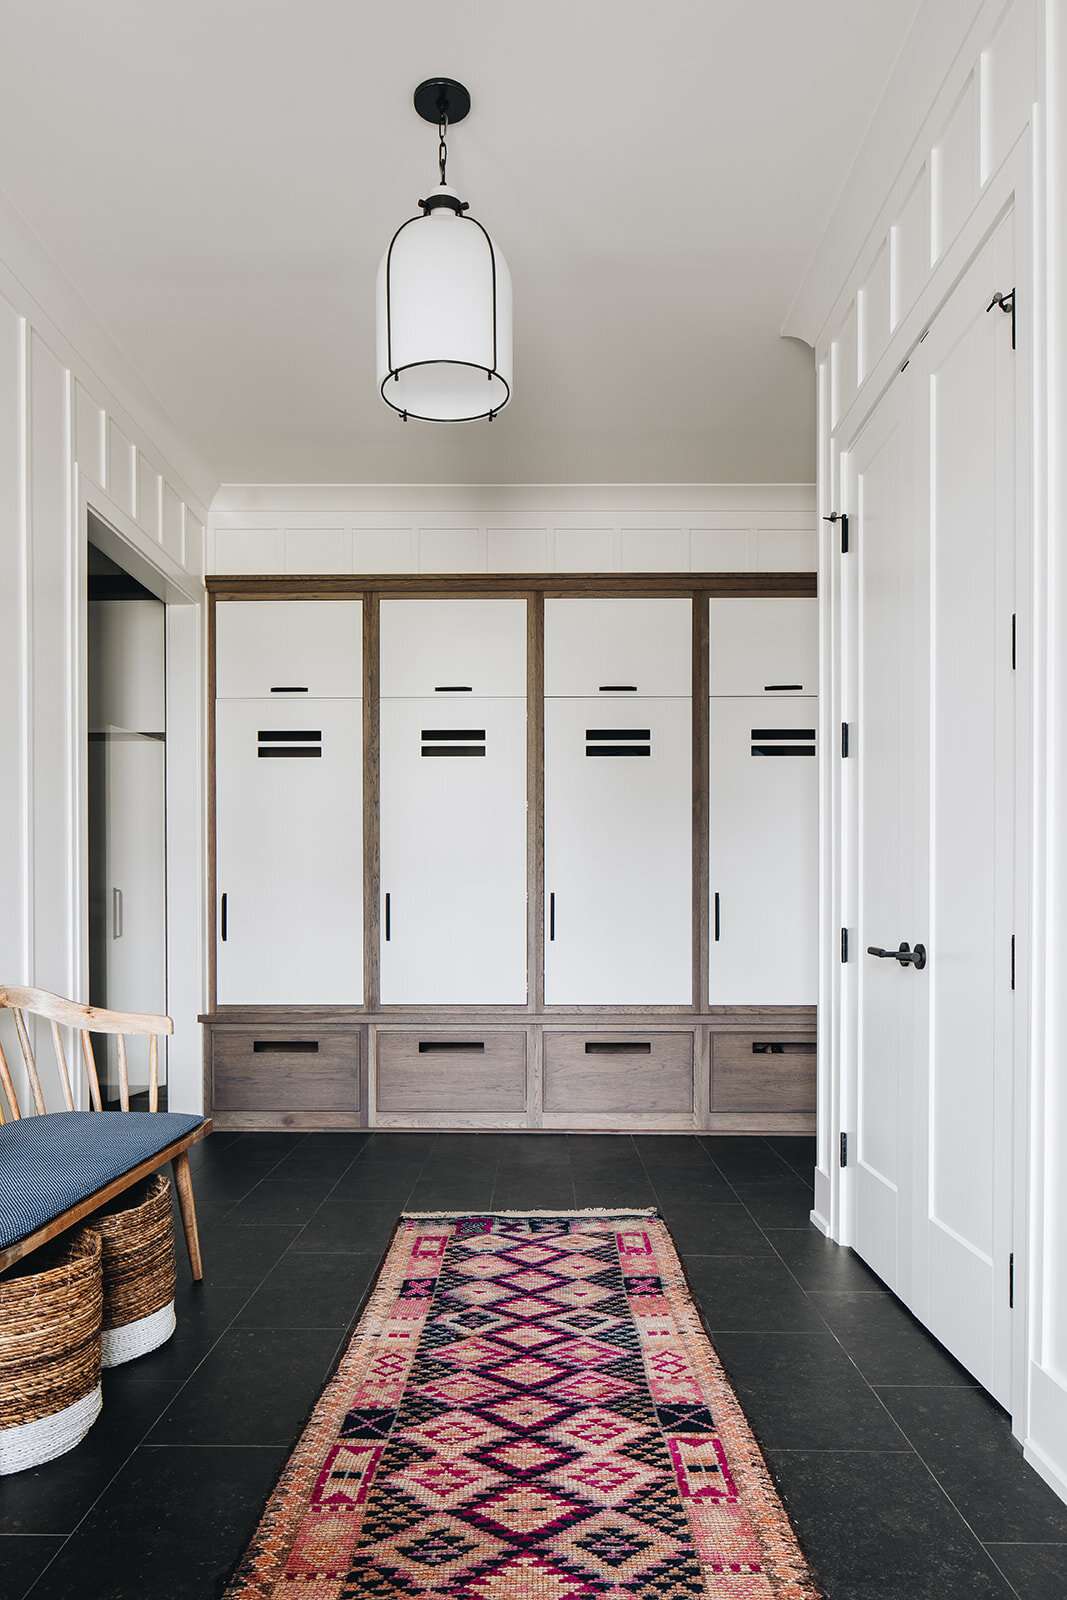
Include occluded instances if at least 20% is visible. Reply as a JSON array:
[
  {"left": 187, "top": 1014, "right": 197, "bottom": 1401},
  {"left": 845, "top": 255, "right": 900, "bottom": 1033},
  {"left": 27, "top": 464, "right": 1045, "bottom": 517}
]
[{"left": 437, "top": 110, "right": 448, "bottom": 186}]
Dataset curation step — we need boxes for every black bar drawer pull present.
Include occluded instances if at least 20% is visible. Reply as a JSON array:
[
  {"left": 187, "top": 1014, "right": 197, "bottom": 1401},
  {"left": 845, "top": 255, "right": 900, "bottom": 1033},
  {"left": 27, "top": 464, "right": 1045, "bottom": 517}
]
[
  {"left": 752, "top": 1041, "right": 816, "bottom": 1055},
  {"left": 385, "top": 892, "right": 391, "bottom": 942},
  {"left": 435, "top": 685, "right": 472, "bottom": 692},
  {"left": 418, "top": 1040, "right": 486, "bottom": 1054},
  {"left": 253, "top": 1039, "right": 320, "bottom": 1054},
  {"left": 599, "top": 684, "right": 637, "bottom": 692},
  {"left": 220, "top": 893, "right": 228, "bottom": 941},
  {"left": 764, "top": 683, "right": 803, "bottom": 691},
  {"left": 585, "top": 1041, "right": 652, "bottom": 1055},
  {"left": 270, "top": 685, "right": 308, "bottom": 693}
]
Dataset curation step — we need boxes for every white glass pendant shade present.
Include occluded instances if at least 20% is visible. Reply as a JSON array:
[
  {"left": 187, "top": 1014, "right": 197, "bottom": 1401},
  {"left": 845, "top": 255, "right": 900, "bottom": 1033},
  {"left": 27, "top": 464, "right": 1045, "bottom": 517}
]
[{"left": 376, "top": 186, "right": 512, "bottom": 422}]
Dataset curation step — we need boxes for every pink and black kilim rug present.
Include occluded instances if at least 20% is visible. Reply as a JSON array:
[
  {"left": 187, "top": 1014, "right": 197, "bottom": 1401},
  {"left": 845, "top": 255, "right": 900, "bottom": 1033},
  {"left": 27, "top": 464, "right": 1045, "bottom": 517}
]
[{"left": 227, "top": 1211, "right": 818, "bottom": 1599}]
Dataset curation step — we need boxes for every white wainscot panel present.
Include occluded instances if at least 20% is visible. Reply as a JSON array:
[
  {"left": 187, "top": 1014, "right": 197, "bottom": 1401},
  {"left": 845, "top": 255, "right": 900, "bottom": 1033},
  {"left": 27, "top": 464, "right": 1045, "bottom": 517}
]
[
  {"left": 619, "top": 527, "right": 689, "bottom": 571},
  {"left": 136, "top": 453, "right": 161, "bottom": 539},
  {"left": 107, "top": 420, "right": 135, "bottom": 514},
  {"left": 161, "top": 482, "right": 183, "bottom": 565},
  {"left": 284, "top": 527, "right": 351, "bottom": 573},
  {"left": 933, "top": 72, "right": 979, "bottom": 262},
  {"left": 418, "top": 527, "right": 487, "bottom": 572},
  {"left": 861, "top": 240, "right": 892, "bottom": 382},
  {"left": 0, "top": 294, "right": 24, "bottom": 984},
  {"left": 353, "top": 527, "right": 417, "bottom": 573},
  {"left": 832, "top": 300, "right": 859, "bottom": 426},
  {"left": 214, "top": 527, "right": 285, "bottom": 574},
  {"left": 552, "top": 527, "right": 618, "bottom": 572},
  {"left": 487, "top": 527, "right": 550, "bottom": 572},
  {"left": 892, "top": 168, "right": 931, "bottom": 330},
  {"left": 691, "top": 526, "right": 754, "bottom": 570},
  {"left": 755, "top": 521, "right": 817, "bottom": 571},
  {"left": 985, "top": 0, "right": 1036, "bottom": 179},
  {"left": 184, "top": 512, "right": 205, "bottom": 579},
  {"left": 74, "top": 382, "right": 104, "bottom": 486}
]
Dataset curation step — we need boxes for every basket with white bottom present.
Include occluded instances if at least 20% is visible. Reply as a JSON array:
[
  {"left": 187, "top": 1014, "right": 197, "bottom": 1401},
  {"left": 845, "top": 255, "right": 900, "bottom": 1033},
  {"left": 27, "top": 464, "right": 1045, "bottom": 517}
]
[
  {"left": 0, "top": 1227, "right": 103, "bottom": 1474},
  {"left": 95, "top": 1171, "right": 176, "bottom": 1366}
]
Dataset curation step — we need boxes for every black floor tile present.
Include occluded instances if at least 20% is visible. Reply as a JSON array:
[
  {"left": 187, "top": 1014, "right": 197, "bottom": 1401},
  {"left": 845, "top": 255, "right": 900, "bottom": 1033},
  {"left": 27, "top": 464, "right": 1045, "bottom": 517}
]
[
  {"left": 734, "top": 1374, "right": 910, "bottom": 1452},
  {"left": 985, "top": 1543, "right": 1067, "bottom": 1597},
  {"left": 175, "top": 1223, "right": 304, "bottom": 1287},
  {"left": 235, "top": 1253, "right": 382, "bottom": 1330},
  {"left": 21, "top": 1446, "right": 287, "bottom": 1600},
  {"left": 492, "top": 1176, "right": 577, "bottom": 1211},
  {"left": 645, "top": 1168, "right": 735, "bottom": 1200},
  {"left": 682, "top": 1254, "right": 826, "bottom": 1332},
  {"left": 731, "top": 1178, "right": 816, "bottom": 1229},
  {"left": 126, "top": 1280, "right": 253, "bottom": 1382},
  {"left": 267, "top": 1134, "right": 368, "bottom": 1181},
  {"left": 764, "top": 1228, "right": 887, "bottom": 1293},
  {"left": 765, "top": 1134, "right": 818, "bottom": 1177},
  {"left": 571, "top": 1178, "right": 657, "bottom": 1208},
  {"left": 711, "top": 1329, "right": 864, "bottom": 1387},
  {"left": 765, "top": 1448, "right": 1017, "bottom": 1598},
  {"left": 810, "top": 1289, "right": 980, "bottom": 1387},
  {"left": 659, "top": 1201, "right": 775, "bottom": 1255},
  {"left": 700, "top": 1136, "right": 796, "bottom": 1183},
  {"left": 877, "top": 1386, "right": 1067, "bottom": 1542},
  {"left": 0, "top": 1535, "right": 63, "bottom": 1595},
  {"left": 147, "top": 1328, "right": 340, "bottom": 1447},
  {"left": 224, "top": 1181, "right": 333, "bottom": 1226},
  {"left": 330, "top": 1163, "right": 422, "bottom": 1203},
  {"left": 290, "top": 1199, "right": 403, "bottom": 1254},
  {"left": 407, "top": 1178, "right": 498, "bottom": 1210}
]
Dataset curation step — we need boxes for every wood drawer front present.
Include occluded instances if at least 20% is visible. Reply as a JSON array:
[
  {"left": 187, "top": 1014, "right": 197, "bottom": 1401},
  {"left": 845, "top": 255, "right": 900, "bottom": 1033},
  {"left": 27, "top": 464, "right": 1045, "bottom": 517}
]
[
  {"left": 212, "top": 1030, "right": 360, "bottom": 1112},
  {"left": 543, "top": 1033, "right": 694, "bottom": 1114},
  {"left": 376, "top": 1032, "right": 527, "bottom": 1113},
  {"left": 711, "top": 1033, "right": 816, "bottom": 1113}
]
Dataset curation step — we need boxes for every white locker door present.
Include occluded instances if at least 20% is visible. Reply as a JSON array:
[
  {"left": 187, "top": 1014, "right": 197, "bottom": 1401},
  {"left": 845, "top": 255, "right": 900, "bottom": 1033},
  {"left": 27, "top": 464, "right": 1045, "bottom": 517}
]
[
  {"left": 102, "top": 736, "right": 167, "bottom": 1094},
  {"left": 216, "top": 601, "right": 362, "bottom": 698},
  {"left": 707, "top": 598, "right": 817, "bottom": 696},
  {"left": 380, "top": 599, "right": 526, "bottom": 698},
  {"left": 708, "top": 697, "right": 817, "bottom": 1005},
  {"left": 545, "top": 699, "right": 692, "bottom": 1005},
  {"left": 379, "top": 699, "right": 527, "bottom": 1004},
  {"left": 216, "top": 699, "right": 363, "bottom": 1004},
  {"left": 544, "top": 598, "right": 691, "bottom": 697}
]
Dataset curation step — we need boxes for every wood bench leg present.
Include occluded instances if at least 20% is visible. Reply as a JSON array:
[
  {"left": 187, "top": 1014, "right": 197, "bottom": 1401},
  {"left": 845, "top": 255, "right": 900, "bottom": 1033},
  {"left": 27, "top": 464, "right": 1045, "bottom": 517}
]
[{"left": 173, "top": 1150, "right": 203, "bottom": 1281}]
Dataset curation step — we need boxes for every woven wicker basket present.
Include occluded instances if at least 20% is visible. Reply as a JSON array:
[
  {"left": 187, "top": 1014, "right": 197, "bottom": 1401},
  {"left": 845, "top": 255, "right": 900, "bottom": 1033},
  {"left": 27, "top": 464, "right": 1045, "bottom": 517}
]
[
  {"left": 95, "top": 1171, "right": 177, "bottom": 1367},
  {"left": 0, "top": 1227, "right": 103, "bottom": 1474}
]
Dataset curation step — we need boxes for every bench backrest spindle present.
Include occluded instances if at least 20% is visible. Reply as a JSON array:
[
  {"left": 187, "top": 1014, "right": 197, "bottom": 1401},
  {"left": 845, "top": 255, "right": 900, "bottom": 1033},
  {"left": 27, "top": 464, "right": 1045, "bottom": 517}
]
[{"left": 0, "top": 986, "right": 172, "bottom": 1115}]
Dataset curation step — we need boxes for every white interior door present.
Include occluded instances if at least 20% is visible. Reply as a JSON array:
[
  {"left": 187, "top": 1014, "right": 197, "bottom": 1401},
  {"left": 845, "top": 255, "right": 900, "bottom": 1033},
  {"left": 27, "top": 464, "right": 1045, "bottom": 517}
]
[
  {"left": 379, "top": 699, "right": 527, "bottom": 1004},
  {"left": 545, "top": 698, "right": 692, "bottom": 1005},
  {"left": 216, "top": 698, "right": 363, "bottom": 1004},
  {"left": 708, "top": 696, "right": 817, "bottom": 1004}
]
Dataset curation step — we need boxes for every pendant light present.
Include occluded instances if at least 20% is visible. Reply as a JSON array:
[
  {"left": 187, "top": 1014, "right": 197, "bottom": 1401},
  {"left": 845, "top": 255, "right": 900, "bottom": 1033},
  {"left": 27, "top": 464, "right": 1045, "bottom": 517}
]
[{"left": 376, "top": 78, "right": 512, "bottom": 423}]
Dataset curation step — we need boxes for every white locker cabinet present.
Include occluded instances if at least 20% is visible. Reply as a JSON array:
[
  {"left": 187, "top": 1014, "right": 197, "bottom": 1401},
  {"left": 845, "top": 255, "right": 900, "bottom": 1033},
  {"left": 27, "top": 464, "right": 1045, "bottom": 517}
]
[
  {"left": 544, "top": 598, "right": 691, "bottom": 698},
  {"left": 215, "top": 600, "right": 363, "bottom": 699},
  {"left": 708, "top": 696, "right": 817, "bottom": 1004},
  {"left": 216, "top": 698, "right": 363, "bottom": 1004},
  {"left": 379, "top": 598, "right": 526, "bottom": 698},
  {"left": 379, "top": 698, "right": 527, "bottom": 1004},
  {"left": 707, "top": 598, "right": 817, "bottom": 696},
  {"left": 544, "top": 698, "right": 692, "bottom": 1005}
]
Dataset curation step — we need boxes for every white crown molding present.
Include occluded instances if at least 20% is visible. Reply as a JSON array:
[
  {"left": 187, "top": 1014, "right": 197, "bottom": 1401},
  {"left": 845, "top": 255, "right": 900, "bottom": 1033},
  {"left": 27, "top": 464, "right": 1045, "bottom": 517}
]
[{"left": 211, "top": 483, "right": 816, "bottom": 516}]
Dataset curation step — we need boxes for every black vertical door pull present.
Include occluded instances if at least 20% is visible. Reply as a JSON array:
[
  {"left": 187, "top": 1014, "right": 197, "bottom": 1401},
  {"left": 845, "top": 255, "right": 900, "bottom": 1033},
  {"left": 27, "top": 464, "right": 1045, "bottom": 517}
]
[
  {"left": 713, "top": 892, "right": 721, "bottom": 942},
  {"left": 220, "top": 893, "right": 228, "bottom": 942},
  {"left": 549, "top": 893, "right": 556, "bottom": 942},
  {"left": 384, "top": 893, "right": 391, "bottom": 942}
]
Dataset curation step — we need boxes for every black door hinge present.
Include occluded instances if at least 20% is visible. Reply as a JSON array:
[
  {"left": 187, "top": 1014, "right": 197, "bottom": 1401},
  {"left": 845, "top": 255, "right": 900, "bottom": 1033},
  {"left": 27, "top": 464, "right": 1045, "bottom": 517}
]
[
  {"left": 1011, "top": 612, "right": 1017, "bottom": 670},
  {"left": 987, "top": 287, "right": 1016, "bottom": 350},
  {"left": 1011, "top": 933, "right": 1016, "bottom": 991},
  {"left": 841, "top": 927, "right": 849, "bottom": 963},
  {"left": 823, "top": 512, "right": 849, "bottom": 553},
  {"left": 841, "top": 721, "right": 850, "bottom": 758},
  {"left": 1009, "top": 1251, "right": 1015, "bottom": 1308},
  {"left": 840, "top": 1132, "right": 849, "bottom": 1168}
]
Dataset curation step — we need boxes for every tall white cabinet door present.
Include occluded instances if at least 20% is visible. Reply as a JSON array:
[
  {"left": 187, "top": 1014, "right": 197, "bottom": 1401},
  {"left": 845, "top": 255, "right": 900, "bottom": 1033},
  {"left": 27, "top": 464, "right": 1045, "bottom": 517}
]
[
  {"left": 544, "top": 599, "right": 691, "bottom": 697},
  {"left": 708, "top": 697, "right": 817, "bottom": 1005},
  {"left": 379, "top": 699, "right": 527, "bottom": 1004},
  {"left": 216, "top": 601, "right": 363, "bottom": 698},
  {"left": 216, "top": 699, "right": 363, "bottom": 1004},
  {"left": 380, "top": 599, "right": 526, "bottom": 698},
  {"left": 544, "top": 698, "right": 692, "bottom": 1005},
  {"left": 708, "top": 598, "right": 817, "bottom": 695}
]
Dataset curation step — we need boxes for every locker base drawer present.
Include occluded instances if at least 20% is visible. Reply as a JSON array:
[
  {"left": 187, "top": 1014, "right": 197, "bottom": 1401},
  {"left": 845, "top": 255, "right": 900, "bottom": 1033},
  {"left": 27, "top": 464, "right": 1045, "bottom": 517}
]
[
  {"left": 543, "top": 1032, "right": 694, "bottom": 1115},
  {"left": 711, "top": 1033, "right": 816, "bottom": 1113},
  {"left": 376, "top": 1032, "right": 527, "bottom": 1114},
  {"left": 211, "top": 1029, "right": 361, "bottom": 1122}
]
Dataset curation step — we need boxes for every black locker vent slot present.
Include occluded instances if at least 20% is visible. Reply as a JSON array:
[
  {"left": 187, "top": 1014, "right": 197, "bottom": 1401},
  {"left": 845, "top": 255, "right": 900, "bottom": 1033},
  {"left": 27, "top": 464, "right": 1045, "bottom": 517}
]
[
  {"left": 750, "top": 727, "right": 815, "bottom": 758},
  {"left": 584, "top": 1041, "right": 652, "bottom": 1055},
  {"left": 257, "top": 729, "right": 323, "bottom": 758},
  {"left": 420, "top": 728, "right": 486, "bottom": 757},
  {"left": 585, "top": 728, "right": 651, "bottom": 757}
]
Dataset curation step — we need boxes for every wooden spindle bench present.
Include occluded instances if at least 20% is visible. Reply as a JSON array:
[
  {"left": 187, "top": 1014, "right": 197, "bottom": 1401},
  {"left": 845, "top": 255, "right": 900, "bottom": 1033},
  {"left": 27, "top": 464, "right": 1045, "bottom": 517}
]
[{"left": 0, "top": 987, "right": 210, "bottom": 1279}]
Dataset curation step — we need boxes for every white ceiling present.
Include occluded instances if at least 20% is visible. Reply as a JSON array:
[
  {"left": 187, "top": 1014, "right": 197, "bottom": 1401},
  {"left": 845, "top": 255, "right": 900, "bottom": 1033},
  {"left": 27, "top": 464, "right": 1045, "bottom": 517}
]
[{"left": 1, "top": 1, "right": 921, "bottom": 486}]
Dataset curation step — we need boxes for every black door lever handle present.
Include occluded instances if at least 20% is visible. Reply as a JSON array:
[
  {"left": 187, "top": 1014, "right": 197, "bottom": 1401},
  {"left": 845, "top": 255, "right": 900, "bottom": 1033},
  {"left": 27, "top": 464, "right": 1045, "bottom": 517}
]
[{"left": 866, "top": 942, "right": 927, "bottom": 970}]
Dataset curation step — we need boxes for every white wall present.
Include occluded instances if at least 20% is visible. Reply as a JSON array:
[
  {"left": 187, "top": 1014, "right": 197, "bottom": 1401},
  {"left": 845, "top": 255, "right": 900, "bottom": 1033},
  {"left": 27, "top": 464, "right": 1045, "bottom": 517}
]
[
  {"left": 208, "top": 484, "right": 816, "bottom": 575},
  {"left": 0, "top": 190, "right": 213, "bottom": 1116}
]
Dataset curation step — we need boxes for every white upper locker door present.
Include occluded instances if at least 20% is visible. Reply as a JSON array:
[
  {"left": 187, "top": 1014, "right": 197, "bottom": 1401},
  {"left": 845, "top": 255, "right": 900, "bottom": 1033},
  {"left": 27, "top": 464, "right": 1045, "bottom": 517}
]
[
  {"left": 708, "top": 697, "right": 817, "bottom": 1005},
  {"left": 379, "top": 698, "right": 527, "bottom": 1004},
  {"left": 544, "top": 698, "right": 692, "bottom": 1005},
  {"left": 544, "top": 598, "right": 691, "bottom": 697},
  {"left": 216, "top": 698, "right": 363, "bottom": 1005},
  {"left": 380, "top": 598, "right": 526, "bottom": 698},
  {"left": 216, "top": 600, "right": 363, "bottom": 698},
  {"left": 708, "top": 597, "right": 817, "bottom": 695}
]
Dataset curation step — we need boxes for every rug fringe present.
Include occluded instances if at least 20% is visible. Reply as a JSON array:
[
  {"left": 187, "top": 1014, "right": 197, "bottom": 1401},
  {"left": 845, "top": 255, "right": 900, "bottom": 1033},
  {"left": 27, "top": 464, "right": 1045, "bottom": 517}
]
[{"left": 400, "top": 1207, "right": 659, "bottom": 1219}]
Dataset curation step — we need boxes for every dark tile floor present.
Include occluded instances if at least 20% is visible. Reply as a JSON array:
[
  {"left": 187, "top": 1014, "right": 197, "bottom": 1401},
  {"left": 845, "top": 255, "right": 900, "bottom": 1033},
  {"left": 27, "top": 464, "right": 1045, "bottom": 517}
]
[{"left": 3, "top": 1131, "right": 1065, "bottom": 1599}]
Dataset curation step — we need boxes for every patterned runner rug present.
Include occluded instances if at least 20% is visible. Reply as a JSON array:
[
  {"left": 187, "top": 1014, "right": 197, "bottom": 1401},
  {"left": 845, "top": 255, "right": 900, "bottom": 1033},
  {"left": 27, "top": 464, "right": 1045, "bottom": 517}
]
[{"left": 227, "top": 1210, "right": 817, "bottom": 1598}]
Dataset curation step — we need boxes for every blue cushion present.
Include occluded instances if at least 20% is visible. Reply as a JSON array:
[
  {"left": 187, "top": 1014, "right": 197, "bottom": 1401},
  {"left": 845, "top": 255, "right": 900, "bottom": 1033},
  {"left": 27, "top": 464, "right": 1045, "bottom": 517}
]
[{"left": 0, "top": 1111, "right": 204, "bottom": 1252}]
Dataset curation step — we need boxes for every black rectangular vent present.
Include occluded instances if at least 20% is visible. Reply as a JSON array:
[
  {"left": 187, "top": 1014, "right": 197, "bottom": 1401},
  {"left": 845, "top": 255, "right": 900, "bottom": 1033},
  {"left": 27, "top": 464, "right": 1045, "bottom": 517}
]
[
  {"left": 586, "top": 728, "right": 651, "bottom": 757},
  {"left": 751, "top": 726, "right": 815, "bottom": 758},
  {"left": 257, "top": 729, "right": 323, "bottom": 758},
  {"left": 421, "top": 728, "right": 486, "bottom": 757}
]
